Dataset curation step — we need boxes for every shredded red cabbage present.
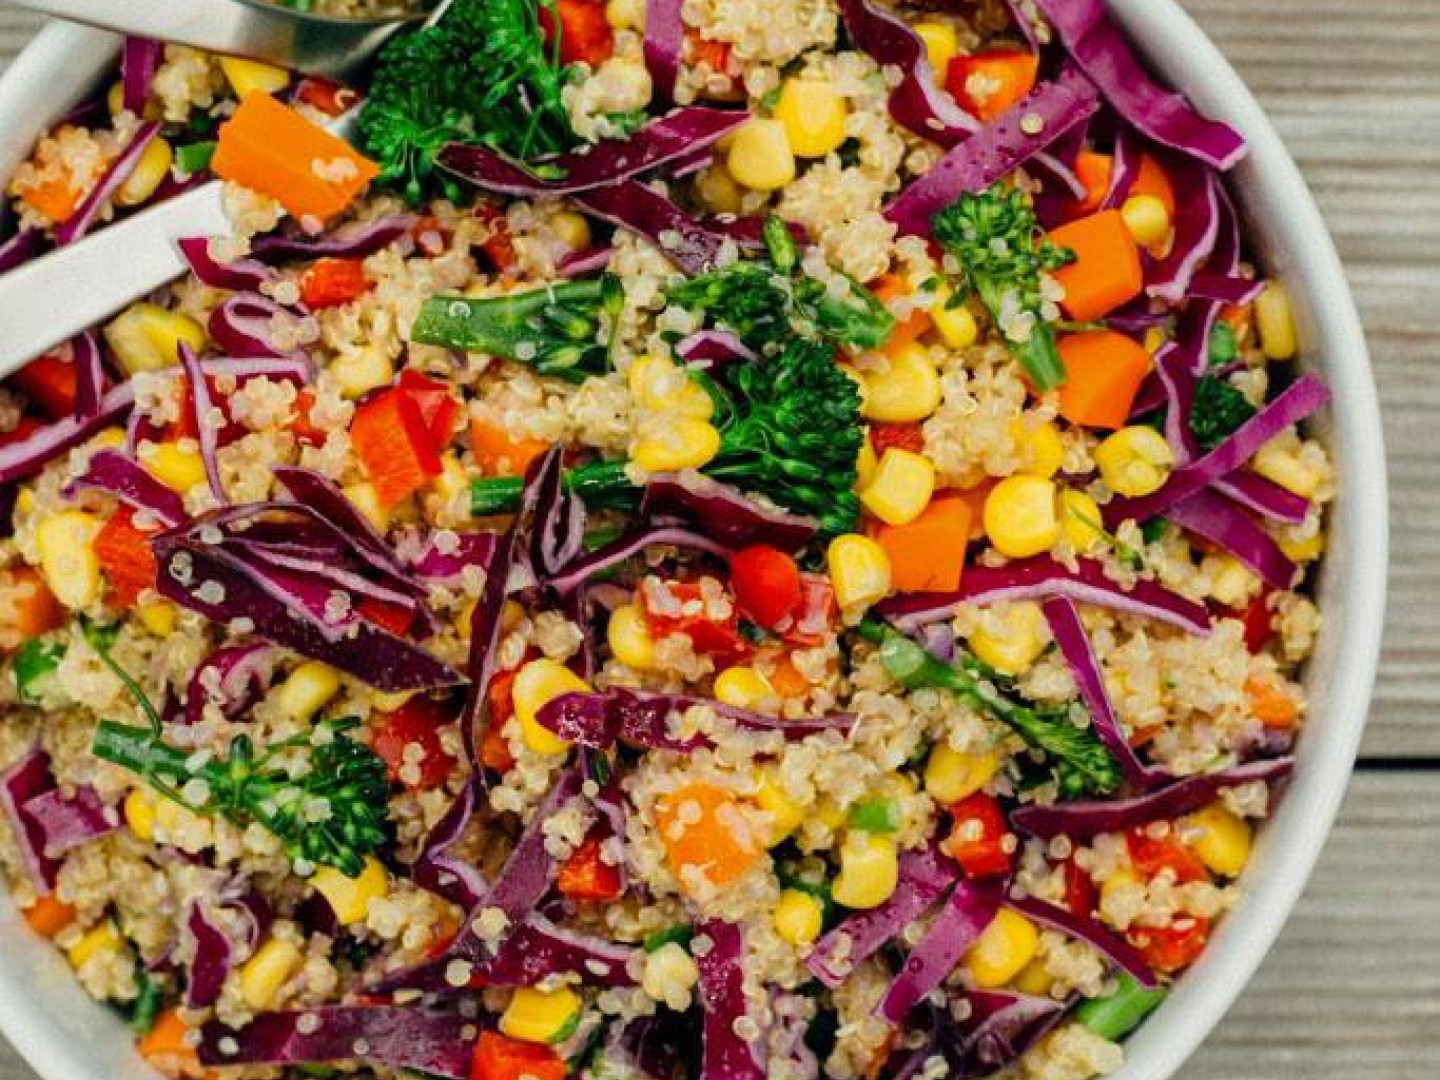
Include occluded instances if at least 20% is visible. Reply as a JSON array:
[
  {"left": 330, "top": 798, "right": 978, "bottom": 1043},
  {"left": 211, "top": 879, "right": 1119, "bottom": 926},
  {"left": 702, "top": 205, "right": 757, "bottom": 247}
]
[
  {"left": 207, "top": 293, "right": 307, "bottom": 360},
  {"left": 182, "top": 901, "right": 235, "bottom": 1009},
  {"left": 1212, "top": 470, "right": 1310, "bottom": 525},
  {"left": 177, "top": 236, "right": 276, "bottom": 291},
  {"left": 183, "top": 643, "right": 274, "bottom": 726},
  {"left": 1007, "top": 893, "right": 1155, "bottom": 986},
  {"left": 1164, "top": 489, "right": 1298, "bottom": 590},
  {"left": 0, "top": 380, "right": 136, "bottom": 485},
  {"left": 1145, "top": 155, "right": 1219, "bottom": 304},
  {"left": 0, "top": 227, "right": 41, "bottom": 273},
  {"left": 177, "top": 343, "right": 227, "bottom": 503},
  {"left": 547, "top": 523, "right": 730, "bottom": 596},
  {"left": 575, "top": 180, "right": 768, "bottom": 274},
  {"left": 411, "top": 784, "right": 488, "bottom": 909},
  {"left": 943, "top": 990, "right": 1069, "bottom": 1079},
  {"left": 640, "top": 473, "right": 818, "bottom": 552},
  {"left": 643, "top": 0, "right": 685, "bottom": 103},
  {"left": 23, "top": 785, "right": 117, "bottom": 859},
  {"left": 63, "top": 448, "right": 186, "bottom": 527},
  {"left": 877, "top": 878, "right": 1005, "bottom": 1024},
  {"left": 0, "top": 746, "right": 59, "bottom": 890},
  {"left": 696, "top": 920, "right": 766, "bottom": 1080},
  {"left": 248, "top": 216, "right": 415, "bottom": 263},
  {"left": 55, "top": 121, "right": 161, "bottom": 246},
  {"left": 674, "top": 329, "right": 758, "bottom": 368},
  {"left": 120, "top": 37, "right": 161, "bottom": 115},
  {"left": 70, "top": 331, "right": 105, "bottom": 418}
]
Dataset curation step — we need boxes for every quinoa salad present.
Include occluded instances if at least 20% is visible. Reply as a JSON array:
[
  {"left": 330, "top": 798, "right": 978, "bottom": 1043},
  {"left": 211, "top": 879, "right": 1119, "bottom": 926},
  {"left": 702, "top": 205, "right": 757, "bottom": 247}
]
[{"left": 0, "top": 2, "right": 1334, "bottom": 1079}]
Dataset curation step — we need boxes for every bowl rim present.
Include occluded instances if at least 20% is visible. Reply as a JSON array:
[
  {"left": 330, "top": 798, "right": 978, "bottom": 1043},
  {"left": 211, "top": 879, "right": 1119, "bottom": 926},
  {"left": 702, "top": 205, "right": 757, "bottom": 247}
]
[{"left": 0, "top": 7, "right": 1388, "bottom": 1080}]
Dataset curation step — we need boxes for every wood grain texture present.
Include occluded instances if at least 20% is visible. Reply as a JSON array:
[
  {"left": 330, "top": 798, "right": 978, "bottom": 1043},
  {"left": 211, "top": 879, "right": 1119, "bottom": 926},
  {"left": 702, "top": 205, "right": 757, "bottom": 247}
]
[{"left": 0, "top": 2, "right": 1436, "bottom": 1078}]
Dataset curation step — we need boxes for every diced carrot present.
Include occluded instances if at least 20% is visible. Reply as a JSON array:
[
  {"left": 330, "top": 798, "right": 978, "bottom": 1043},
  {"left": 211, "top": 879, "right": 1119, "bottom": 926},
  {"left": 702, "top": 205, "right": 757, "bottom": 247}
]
[
  {"left": 686, "top": 30, "right": 732, "bottom": 74},
  {"left": 540, "top": 0, "right": 615, "bottom": 68},
  {"left": 1047, "top": 210, "right": 1144, "bottom": 322},
  {"left": 351, "top": 388, "right": 442, "bottom": 508},
  {"left": 10, "top": 353, "right": 78, "bottom": 419},
  {"left": 18, "top": 175, "right": 82, "bottom": 225},
  {"left": 470, "top": 417, "right": 550, "bottom": 479},
  {"left": 471, "top": 1031, "right": 567, "bottom": 1080},
  {"left": 1130, "top": 153, "right": 1176, "bottom": 218},
  {"left": 22, "top": 893, "right": 76, "bottom": 938},
  {"left": 945, "top": 50, "right": 1040, "bottom": 123},
  {"left": 94, "top": 508, "right": 159, "bottom": 609},
  {"left": 1056, "top": 330, "right": 1152, "bottom": 430},
  {"left": 1073, "top": 151, "right": 1113, "bottom": 215},
  {"left": 765, "top": 654, "right": 811, "bottom": 699},
  {"left": 655, "top": 781, "right": 762, "bottom": 893},
  {"left": 1245, "top": 671, "right": 1301, "bottom": 728},
  {"left": 138, "top": 1008, "right": 204, "bottom": 1079},
  {"left": 868, "top": 421, "right": 925, "bottom": 458},
  {"left": 863, "top": 1029, "right": 899, "bottom": 1080},
  {"left": 0, "top": 567, "right": 66, "bottom": 652},
  {"left": 874, "top": 494, "right": 972, "bottom": 593},
  {"left": 480, "top": 670, "right": 519, "bottom": 773},
  {"left": 212, "top": 92, "right": 377, "bottom": 223},
  {"left": 557, "top": 835, "right": 624, "bottom": 901},
  {"left": 299, "top": 257, "right": 371, "bottom": 309}
]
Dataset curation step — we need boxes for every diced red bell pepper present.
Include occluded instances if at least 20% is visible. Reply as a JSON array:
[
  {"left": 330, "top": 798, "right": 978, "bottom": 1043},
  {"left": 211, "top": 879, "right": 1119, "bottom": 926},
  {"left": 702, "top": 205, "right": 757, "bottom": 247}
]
[
  {"left": 166, "top": 373, "right": 244, "bottom": 445},
  {"left": 356, "top": 596, "right": 415, "bottom": 638},
  {"left": 350, "top": 387, "right": 443, "bottom": 508},
  {"left": 557, "top": 835, "right": 623, "bottom": 901},
  {"left": 480, "top": 669, "right": 519, "bottom": 774},
  {"left": 944, "top": 792, "right": 1012, "bottom": 878},
  {"left": 474, "top": 203, "right": 517, "bottom": 275},
  {"left": 10, "top": 353, "right": 77, "bottom": 420},
  {"left": 1127, "top": 914, "right": 1211, "bottom": 974},
  {"left": 293, "top": 76, "right": 358, "bottom": 118},
  {"left": 540, "top": 0, "right": 615, "bottom": 68},
  {"left": 729, "top": 545, "right": 803, "bottom": 631},
  {"left": 945, "top": 50, "right": 1040, "bottom": 123},
  {"left": 685, "top": 29, "right": 732, "bottom": 74},
  {"left": 370, "top": 696, "right": 457, "bottom": 789},
  {"left": 782, "top": 573, "right": 837, "bottom": 647},
  {"left": 411, "top": 215, "right": 452, "bottom": 257},
  {"left": 471, "top": 1031, "right": 567, "bottom": 1080},
  {"left": 1062, "top": 857, "right": 1098, "bottom": 919},
  {"left": 94, "top": 507, "right": 159, "bottom": 608},
  {"left": 1126, "top": 826, "right": 1209, "bottom": 885},
  {"left": 300, "top": 257, "right": 371, "bottom": 309},
  {"left": 287, "top": 388, "right": 329, "bottom": 448},
  {"left": 868, "top": 421, "right": 925, "bottom": 458},
  {"left": 1230, "top": 588, "right": 1275, "bottom": 654},
  {"left": 642, "top": 580, "right": 749, "bottom": 662},
  {"left": 397, "top": 368, "right": 461, "bottom": 453}
]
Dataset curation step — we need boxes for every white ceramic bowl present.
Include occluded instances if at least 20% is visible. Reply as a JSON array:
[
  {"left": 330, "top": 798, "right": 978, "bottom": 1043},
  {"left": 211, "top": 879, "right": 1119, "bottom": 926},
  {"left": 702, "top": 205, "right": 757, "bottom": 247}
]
[{"left": 0, "top": 6, "right": 1388, "bottom": 1080}]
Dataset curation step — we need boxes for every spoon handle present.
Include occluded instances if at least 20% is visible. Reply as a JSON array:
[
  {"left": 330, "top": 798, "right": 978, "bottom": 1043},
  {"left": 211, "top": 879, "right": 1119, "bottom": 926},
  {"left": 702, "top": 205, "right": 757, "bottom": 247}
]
[{"left": 8, "top": 0, "right": 412, "bottom": 78}]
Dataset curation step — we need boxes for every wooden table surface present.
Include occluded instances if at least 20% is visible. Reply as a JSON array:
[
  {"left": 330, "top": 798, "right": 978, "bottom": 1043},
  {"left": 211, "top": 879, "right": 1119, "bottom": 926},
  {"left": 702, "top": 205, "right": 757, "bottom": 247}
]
[{"left": 0, "top": 2, "right": 1436, "bottom": 1077}]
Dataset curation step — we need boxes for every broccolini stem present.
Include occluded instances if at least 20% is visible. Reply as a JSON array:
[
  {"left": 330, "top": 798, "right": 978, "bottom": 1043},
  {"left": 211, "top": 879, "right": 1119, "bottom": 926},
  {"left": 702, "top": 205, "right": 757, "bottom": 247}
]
[
  {"left": 1075, "top": 974, "right": 1168, "bottom": 1040},
  {"left": 471, "top": 459, "right": 640, "bottom": 517}
]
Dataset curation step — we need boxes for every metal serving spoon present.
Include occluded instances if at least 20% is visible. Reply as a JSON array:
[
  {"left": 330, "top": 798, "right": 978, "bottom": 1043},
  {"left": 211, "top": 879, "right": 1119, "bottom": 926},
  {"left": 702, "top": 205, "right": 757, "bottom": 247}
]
[{"left": 0, "top": 0, "right": 447, "bottom": 376}]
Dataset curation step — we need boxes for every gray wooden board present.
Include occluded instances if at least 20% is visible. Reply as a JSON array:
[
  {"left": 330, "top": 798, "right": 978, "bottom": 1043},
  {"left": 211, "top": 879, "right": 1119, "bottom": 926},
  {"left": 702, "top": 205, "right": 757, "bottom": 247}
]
[{"left": 0, "top": 2, "right": 1437, "bottom": 1078}]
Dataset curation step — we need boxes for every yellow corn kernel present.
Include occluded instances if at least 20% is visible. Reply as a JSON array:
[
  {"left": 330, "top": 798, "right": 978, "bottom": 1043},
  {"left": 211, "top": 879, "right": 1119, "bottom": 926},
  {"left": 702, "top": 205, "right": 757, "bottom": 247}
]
[
  {"left": 929, "top": 287, "right": 979, "bottom": 351},
  {"left": 913, "top": 21, "right": 959, "bottom": 76},
  {"left": 140, "top": 441, "right": 207, "bottom": 495},
  {"left": 511, "top": 658, "right": 590, "bottom": 755},
  {"left": 964, "top": 909, "right": 1040, "bottom": 989},
  {"left": 1205, "top": 553, "right": 1259, "bottom": 608},
  {"left": 371, "top": 689, "right": 416, "bottom": 715},
  {"left": 550, "top": 209, "right": 592, "bottom": 251},
  {"left": 861, "top": 343, "right": 942, "bottom": 423},
  {"left": 104, "top": 303, "right": 206, "bottom": 375},
  {"left": 774, "top": 78, "right": 849, "bottom": 159},
  {"left": 500, "top": 986, "right": 583, "bottom": 1044},
  {"left": 606, "top": 0, "right": 645, "bottom": 28},
  {"left": 924, "top": 744, "right": 1000, "bottom": 805},
  {"left": 1012, "top": 957, "right": 1054, "bottom": 996},
  {"left": 1099, "top": 866, "right": 1143, "bottom": 922},
  {"left": 107, "top": 82, "right": 159, "bottom": 121},
  {"left": 607, "top": 603, "right": 657, "bottom": 670},
  {"left": 969, "top": 602, "right": 1047, "bottom": 676},
  {"left": 826, "top": 533, "right": 892, "bottom": 611},
  {"left": 67, "top": 920, "right": 123, "bottom": 969},
  {"left": 628, "top": 355, "right": 713, "bottom": 420},
  {"left": 275, "top": 661, "right": 341, "bottom": 722},
  {"left": 124, "top": 788, "right": 158, "bottom": 842},
  {"left": 753, "top": 768, "right": 805, "bottom": 846},
  {"left": 1144, "top": 327, "right": 1168, "bottom": 355},
  {"left": 343, "top": 481, "right": 389, "bottom": 533},
  {"left": 311, "top": 857, "right": 391, "bottom": 927},
  {"left": 36, "top": 511, "right": 102, "bottom": 610},
  {"left": 1058, "top": 487, "right": 1106, "bottom": 552},
  {"left": 1255, "top": 282, "right": 1297, "bottom": 361},
  {"left": 432, "top": 452, "right": 470, "bottom": 509},
  {"left": 136, "top": 600, "right": 177, "bottom": 637},
  {"left": 832, "top": 831, "right": 899, "bottom": 909},
  {"left": 1094, "top": 426, "right": 1175, "bottom": 498},
  {"left": 331, "top": 347, "right": 395, "bottom": 399},
  {"left": 219, "top": 56, "right": 291, "bottom": 98},
  {"left": 774, "top": 888, "right": 825, "bottom": 946},
  {"left": 1120, "top": 194, "right": 1172, "bottom": 249},
  {"left": 983, "top": 475, "right": 1060, "bottom": 558},
  {"left": 856, "top": 435, "right": 879, "bottom": 490},
  {"left": 726, "top": 117, "right": 796, "bottom": 192},
  {"left": 239, "top": 938, "right": 303, "bottom": 1011},
  {"left": 115, "top": 137, "right": 172, "bottom": 208},
  {"left": 1186, "top": 803, "right": 1252, "bottom": 878},
  {"left": 1251, "top": 439, "right": 1320, "bottom": 500},
  {"left": 631, "top": 418, "right": 721, "bottom": 472},
  {"left": 695, "top": 164, "right": 744, "bottom": 215},
  {"left": 859, "top": 448, "right": 936, "bottom": 526},
  {"left": 1278, "top": 529, "right": 1324, "bottom": 563},
  {"left": 14, "top": 486, "right": 34, "bottom": 518},
  {"left": 1012, "top": 417, "right": 1064, "bottom": 479},
  {"left": 813, "top": 798, "right": 847, "bottom": 832},
  {"left": 714, "top": 665, "right": 776, "bottom": 710}
]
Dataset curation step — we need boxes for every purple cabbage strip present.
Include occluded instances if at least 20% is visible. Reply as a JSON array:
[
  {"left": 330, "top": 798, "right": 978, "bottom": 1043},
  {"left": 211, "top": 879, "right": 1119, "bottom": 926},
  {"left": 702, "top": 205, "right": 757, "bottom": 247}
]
[
  {"left": 1165, "top": 488, "right": 1298, "bottom": 590},
  {"left": 199, "top": 1005, "right": 477, "bottom": 1080},
  {"left": 528, "top": 447, "right": 587, "bottom": 578},
  {"left": 1145, "top": 155, "right": 1219, "bottom": 303},
  {"left": 271, "top": 466, "right": 420, "bottom": 594},
  {"left": 400, "top": 530, "right": 500, "bottom": 585},
  {"left": 1212, "top": 470, "right": 1310, "bottom": 525},
  {"left": 70, "top": 331, "right": 105, "bottom": 419},
  {"left": 184, "top": 643, "right": 274, "bottom": 725},
  {"left": 470, "top": 914, "right": 639, "bottom": 988},
  {"left": 547, "top": 523, "right": 730, "bottom": 596},
  {"left": 23, "top": 786, "right": 117, "bottom": 858},
  {"left": 696, "top": 920, "right": 766, "bottom": 1080},
  {"left": 1154, "top": 340, "right": 1199, "bottom": 465},
  {"left": 1100, "top": 124, "right": 1142, "bottom": 210},
  {"left": 177, "top": 236, "right": 276, "bottom": 291},
  {"left": 1032, "top": 0, "right": 1247, "bottom": 170},
  {"left": 1189, "top": 271, "right": 1265, "bottom": 305},
  {"left": 62, "top": 448, "right": 186, "bottom": 527},
  {"left": 943, "top": 990, "right": 1069, "bottom": 1079},
  {"left": 807, "top": 845, "right": 955, "bottom": 988},
  {"left": 0, "top": 746, "right": 58, "bottom": 890},
  {"left": 178, "top": 343, "right": 226, "bottom": 503},
  {"left": 1005, "top": 894, "right": 1156, "bottom": 987},
  {"left": 183, "top": 902, "right": 235, "bottom": 1009},
  {"left": 876, "top": 877, "right": 1006, "bottom": 1025},
  {"left": 438, "top": 108, "right": 745, "bottom": 197},
  {"left": 640, "top": 473, "right": 818, "bottom": 553},
  {"left": 55, "top": 121, "right": 161, "bottom": 246},
  {"left": 208, "top": 293, "right": 305, "bottom": 360},
  {"left": 1011, "top": 756, "right": 1294, "bottom": 840},
  {"left": 885, "top": 75, "right": 1100, "bottom": 238},
  {"left": 120, "top": 37, "right": 161, "bottom": 115},
  {"left": 0, "top": 227, "right": 42, "bottom": 273},
  {"left": 557, "top": 245, "right": 613, "bottom": 277},
  {"left": 411, "top": 783, "right": 488, "bottom": 909},
  {"left": 1103, "top": 373, "right": 1332, "bottom": 527},
  {"left": 0, "top": 379, "right": 136, "bottom": 485},
  {"left": 575, "top": 179, "right": 767, "bottom": 275},
  {"left": 248, "top": 215, "right": 414, "bottom": 263},
  {"left": 1041, "top": 596, "right": 1158, "bottom": 790},
  {"left": 876, "top": 555, "right": 1211, "bottom": 637},
  {"left": 643, "top": 0, "right": 685, "bottom": 103},
  {"left": 675, "top": 329, "right": 758, "bottom": 368}
]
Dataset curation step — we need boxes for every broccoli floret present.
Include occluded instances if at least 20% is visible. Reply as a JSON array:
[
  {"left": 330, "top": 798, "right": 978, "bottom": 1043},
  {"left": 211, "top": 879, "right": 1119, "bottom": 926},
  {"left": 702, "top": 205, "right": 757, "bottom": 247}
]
[
  {"left": 931, "top": 186, "right": 1074, "bottom": 391},
  {"left": 357, "top": 0, "right": 575, "bottom": 205},
  {"left": 468, "top": 338, "right": 865, "bottom": 534},
  {"left": 1189, "top": 375, "right": 1256, "bottom": 452}
]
